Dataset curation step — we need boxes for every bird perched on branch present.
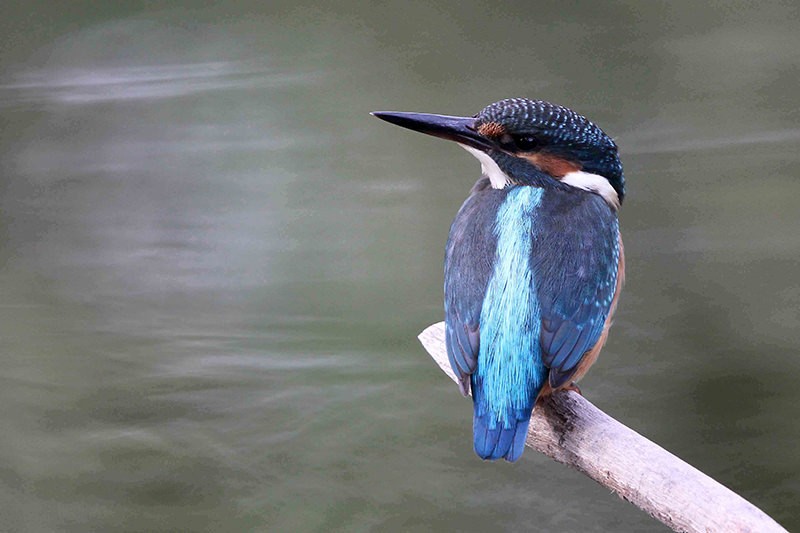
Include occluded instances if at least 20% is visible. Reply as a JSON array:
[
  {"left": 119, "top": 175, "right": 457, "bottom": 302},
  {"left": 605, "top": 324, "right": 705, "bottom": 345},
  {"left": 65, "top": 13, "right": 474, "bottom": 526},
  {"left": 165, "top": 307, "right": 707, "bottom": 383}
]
[{"left": 372, "top": 98, "right": 625, "bottom": 462}]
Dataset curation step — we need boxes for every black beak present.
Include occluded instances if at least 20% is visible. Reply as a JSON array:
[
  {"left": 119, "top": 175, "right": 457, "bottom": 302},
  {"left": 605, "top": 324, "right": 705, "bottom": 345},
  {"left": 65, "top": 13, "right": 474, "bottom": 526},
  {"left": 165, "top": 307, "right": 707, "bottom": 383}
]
[{"left": 371, "top": 111, "right": 495, "bottom": 152}]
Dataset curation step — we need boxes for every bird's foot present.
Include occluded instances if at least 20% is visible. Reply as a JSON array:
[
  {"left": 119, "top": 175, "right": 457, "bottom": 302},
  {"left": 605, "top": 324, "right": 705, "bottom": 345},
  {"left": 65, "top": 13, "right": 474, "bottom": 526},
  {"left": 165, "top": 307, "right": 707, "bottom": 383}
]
[{"left": 564, "top": 382, "right": 582, "bottom": 396}]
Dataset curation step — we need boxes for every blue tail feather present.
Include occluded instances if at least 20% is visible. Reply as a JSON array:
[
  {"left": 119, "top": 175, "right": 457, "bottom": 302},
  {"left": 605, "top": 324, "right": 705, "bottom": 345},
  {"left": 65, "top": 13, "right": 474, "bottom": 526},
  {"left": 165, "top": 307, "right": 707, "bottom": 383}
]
[{"left": 473, "top": 410, "right": 532, "bottom": 462}]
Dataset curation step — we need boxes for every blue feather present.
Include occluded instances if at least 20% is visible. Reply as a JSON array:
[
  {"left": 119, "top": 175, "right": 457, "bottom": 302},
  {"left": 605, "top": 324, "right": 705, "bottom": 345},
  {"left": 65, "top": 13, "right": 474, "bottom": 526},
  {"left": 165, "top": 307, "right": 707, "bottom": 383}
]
[
  {"left": 472, "top": 413, "right": 530, "bottom": 461},
  {"left": 471, "top": 186, "right": 548, "bottom": 462},
  {"left": 535, "top": 202, "right": 620, "bottom": 387},
  {"left": 444, "top": 181, "right": 504, "bottom": 396}
]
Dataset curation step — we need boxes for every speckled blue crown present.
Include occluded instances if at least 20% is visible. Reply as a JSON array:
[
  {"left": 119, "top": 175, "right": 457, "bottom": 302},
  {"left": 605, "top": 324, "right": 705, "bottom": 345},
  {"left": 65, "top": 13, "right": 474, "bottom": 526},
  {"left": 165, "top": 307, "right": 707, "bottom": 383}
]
[{"left": 476, "top": 98, "right": 625, "bottom": 200}]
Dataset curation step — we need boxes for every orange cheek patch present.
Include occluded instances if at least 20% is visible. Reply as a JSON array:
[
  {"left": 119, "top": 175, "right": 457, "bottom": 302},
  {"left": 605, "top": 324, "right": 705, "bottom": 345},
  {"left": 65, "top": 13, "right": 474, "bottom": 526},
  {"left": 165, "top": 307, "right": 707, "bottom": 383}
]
[
  {"left": 521, "top": 152, "right": 582, "bottom": 178},
  {"left": 477, "top": 121, "right": 506, "bottom": 137}
]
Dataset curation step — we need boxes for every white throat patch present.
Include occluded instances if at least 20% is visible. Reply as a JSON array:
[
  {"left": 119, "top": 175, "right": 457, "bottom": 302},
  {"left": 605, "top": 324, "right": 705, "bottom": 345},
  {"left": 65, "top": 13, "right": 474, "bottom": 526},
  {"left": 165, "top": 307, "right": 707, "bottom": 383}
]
[
  {"left": 459, "top": 144, "right": 510, "bottom": 189},
  {"left": 457, "top": 146, "right": 620, "bottom": 209},
  {"left": 561, "top": 171, "right": 620, "bottom": 210}
]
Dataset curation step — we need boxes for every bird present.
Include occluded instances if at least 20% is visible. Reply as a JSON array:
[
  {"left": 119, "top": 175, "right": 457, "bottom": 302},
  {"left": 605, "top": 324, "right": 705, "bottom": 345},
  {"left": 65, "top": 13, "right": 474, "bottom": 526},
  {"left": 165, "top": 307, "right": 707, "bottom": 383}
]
[{"left": 372, "top": 98, "right": 625, "bottom": 462}]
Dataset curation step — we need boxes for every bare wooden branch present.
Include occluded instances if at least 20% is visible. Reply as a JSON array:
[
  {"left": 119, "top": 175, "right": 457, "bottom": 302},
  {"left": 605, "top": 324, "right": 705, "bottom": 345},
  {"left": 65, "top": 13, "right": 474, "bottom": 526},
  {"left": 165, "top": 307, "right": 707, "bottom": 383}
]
[{"left": 419, "top": 322, "right": 787, "bottom": 533}]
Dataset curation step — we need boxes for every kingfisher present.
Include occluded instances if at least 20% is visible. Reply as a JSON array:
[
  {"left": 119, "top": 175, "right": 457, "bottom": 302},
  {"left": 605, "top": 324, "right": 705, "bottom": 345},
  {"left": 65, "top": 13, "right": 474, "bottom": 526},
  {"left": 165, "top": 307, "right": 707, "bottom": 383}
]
[{"left": 372, "top": 98, "right": 625, "bottom": 462}]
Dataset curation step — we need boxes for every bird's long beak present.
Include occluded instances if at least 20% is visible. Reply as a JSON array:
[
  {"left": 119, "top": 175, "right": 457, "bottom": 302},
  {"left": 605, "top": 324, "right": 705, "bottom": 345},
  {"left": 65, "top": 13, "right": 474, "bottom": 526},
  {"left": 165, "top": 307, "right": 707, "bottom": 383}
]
[{"left": 371, "top": 111, "right": 495, "bottom": 152}]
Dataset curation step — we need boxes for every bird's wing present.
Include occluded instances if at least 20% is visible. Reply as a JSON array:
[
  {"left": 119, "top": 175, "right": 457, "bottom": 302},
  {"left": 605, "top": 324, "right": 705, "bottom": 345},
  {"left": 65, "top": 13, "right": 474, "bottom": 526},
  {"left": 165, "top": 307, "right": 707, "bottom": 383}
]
[
  {"left": 445, "top": 310, "right": 480, "bottom": 396},
  {"left": 535, "top": 207, "right": 623, "bottom": 389},
  {"left": 443, "top": 179, "right": 500, "bottom": 395}
]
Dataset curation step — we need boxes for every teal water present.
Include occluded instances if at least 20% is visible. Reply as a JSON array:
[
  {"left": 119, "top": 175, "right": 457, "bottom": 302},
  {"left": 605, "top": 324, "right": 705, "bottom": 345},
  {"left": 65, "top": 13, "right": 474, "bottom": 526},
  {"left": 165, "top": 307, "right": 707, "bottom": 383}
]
[{"left": 1, "top": 2, "right": 798, "bottom": 531}]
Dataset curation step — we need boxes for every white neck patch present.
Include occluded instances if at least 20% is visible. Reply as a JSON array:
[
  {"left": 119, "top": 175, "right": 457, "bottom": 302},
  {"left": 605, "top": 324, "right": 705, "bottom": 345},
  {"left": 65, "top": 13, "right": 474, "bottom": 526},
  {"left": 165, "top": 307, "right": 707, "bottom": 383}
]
[
  {"left": 457, "top": 146, "right": 620, "bottom": 209},
  {"left": 561, "top": 171, "right": 620, "bottom": 210},
  {"left": 459, "top": 144, "right": 510, "bottom": 189}
]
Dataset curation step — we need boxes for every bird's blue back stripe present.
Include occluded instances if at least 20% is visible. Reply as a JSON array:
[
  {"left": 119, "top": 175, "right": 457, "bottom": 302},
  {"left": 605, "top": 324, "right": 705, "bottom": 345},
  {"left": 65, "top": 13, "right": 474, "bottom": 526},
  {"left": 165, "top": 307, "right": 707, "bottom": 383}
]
[{"left": 476, "top": 186, "right": 547, "bottom": 429}]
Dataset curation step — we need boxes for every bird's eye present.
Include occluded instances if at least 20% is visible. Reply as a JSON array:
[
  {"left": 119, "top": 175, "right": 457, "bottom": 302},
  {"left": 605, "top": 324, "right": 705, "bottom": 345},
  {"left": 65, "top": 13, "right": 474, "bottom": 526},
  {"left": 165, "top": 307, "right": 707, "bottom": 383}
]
[{"left": 512, "top": 135, "right": 540, "bottom": 151}]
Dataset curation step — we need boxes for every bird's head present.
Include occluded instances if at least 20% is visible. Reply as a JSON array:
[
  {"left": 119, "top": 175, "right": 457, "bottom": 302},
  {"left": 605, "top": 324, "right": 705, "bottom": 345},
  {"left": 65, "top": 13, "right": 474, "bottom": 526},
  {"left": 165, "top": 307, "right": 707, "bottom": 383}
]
[{"left": 372, "top": 98, "right": 624, "bottom": 209}]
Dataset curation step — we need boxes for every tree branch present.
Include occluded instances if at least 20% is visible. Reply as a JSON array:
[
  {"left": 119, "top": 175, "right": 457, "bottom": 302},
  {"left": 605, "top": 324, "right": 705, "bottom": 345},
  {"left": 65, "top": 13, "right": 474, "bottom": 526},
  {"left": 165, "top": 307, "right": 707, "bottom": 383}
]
[{"left": 418, "top": 322, "right": 787, "bottom": 533}]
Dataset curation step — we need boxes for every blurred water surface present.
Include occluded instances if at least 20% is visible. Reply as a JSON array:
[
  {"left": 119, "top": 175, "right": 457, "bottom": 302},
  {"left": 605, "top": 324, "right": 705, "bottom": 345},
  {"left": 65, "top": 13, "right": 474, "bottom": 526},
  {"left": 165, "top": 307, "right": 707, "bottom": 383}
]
[{"left": 1, "top": 2, "right": 799, "bottom": 531}]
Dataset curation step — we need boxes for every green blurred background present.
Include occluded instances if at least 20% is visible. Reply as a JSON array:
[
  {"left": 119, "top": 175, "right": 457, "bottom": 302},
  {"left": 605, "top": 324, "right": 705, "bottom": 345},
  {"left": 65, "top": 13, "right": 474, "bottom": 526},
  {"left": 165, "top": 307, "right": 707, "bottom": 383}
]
[{"left": 1, "top": 1, "right": 798, "bottom": 531}]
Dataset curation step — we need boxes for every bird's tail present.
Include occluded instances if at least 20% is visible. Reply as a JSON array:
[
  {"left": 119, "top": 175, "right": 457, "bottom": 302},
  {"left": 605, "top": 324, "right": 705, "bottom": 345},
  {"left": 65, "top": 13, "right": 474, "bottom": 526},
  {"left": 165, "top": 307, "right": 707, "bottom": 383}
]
[{"left": 472, "top": 408, "right": 532, "bottom": 462}]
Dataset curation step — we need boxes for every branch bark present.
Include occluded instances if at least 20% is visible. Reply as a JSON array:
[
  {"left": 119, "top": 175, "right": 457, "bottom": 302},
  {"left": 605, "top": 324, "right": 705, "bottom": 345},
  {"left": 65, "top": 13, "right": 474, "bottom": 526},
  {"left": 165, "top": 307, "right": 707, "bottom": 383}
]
[{"left": 418, "top": 321, "right": 787, "bottom": 533}]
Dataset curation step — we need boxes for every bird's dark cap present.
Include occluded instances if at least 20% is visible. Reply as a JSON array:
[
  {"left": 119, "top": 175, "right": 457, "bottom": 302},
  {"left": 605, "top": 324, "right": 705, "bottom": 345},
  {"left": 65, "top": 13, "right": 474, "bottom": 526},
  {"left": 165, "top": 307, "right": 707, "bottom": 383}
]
[{"left": 476, "top": 98, "right": 618, "bottom": 152}]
